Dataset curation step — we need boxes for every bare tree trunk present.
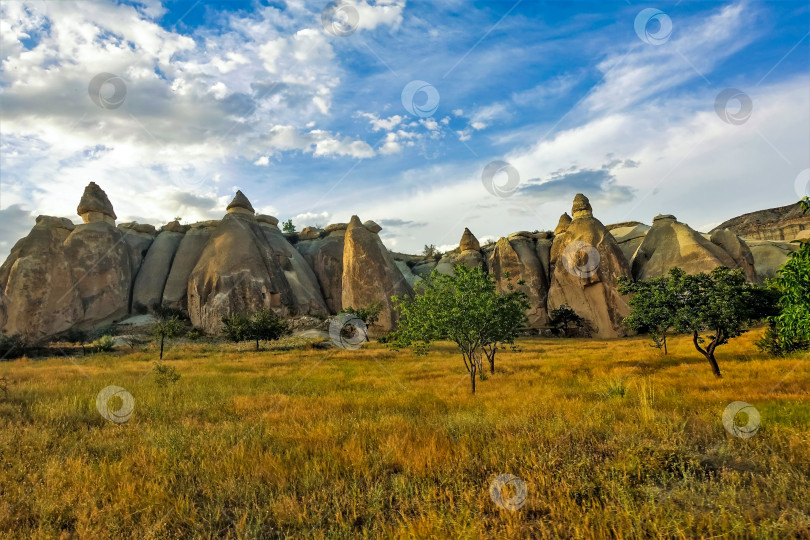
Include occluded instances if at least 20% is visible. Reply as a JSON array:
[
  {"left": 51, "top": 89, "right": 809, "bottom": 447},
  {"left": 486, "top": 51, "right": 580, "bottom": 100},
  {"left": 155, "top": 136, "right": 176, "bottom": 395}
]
[
  {"left": 663, "top": 335, "right": 668, "bottom": 355},
  {"left": 692, "top": 331, "right": 722, "bottom": 378},
  {"left": 159, "top": 334, "right": 165, "bottom": 360}
]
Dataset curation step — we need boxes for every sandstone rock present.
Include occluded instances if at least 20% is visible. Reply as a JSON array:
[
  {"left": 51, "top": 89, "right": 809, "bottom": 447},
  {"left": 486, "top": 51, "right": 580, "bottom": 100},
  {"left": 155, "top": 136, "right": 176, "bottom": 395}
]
[
  {"left": 0, "top": 216, "right": 82, "bottom": 340},
  {"left": 434, "top": 253, "right": 457, "bottom": 275},
  {"left": 632, "top": 214, "right": 737, "bottom": 280},
  {"left": 256, "top": 215, "right": 279, "bottom": 227},
  {"left": 131, "top": 230, "right": 184, "bottom": 312},
  {"left": 161, "top": 220, "right": 189, "bottom": 234},
  {"left": 257, "top": 220, "right": 329, "bottom": 317},
  {"left": 342, "top": 216, "right": 413, "bottom": 334},
  {"left": 712, "top": 202, "right": 810, "bottom": 242},
  {"left": 188, "top": 212, "right": 294, "bottom": 333},
  {"left": 710, "top": 228, "right": 758, "bottom": 282},
  {"left": 411, "top": 260, "right": 437, "bottom": 277},
  {"left": 554, "top": 213, "right": 572, "bottom": 235},
  {"left": 548, "top": 194, "right": 631, "bottom": 338},
  {"left": 63, "top": 221, "right": 131, "bottom": 327},
  {"left": 533, "top": 231, "right": 553, "bottom": 240},
  {"left": 572, "top": 193, "right": 592, "bottom": 217},
  {"left": 744, "top": 239, "right": 797, "bottom": 279},
  {"left": 794, "top": 230, "right": 810, "bottom": 243},
  {"left": 226, "top": 190, "right": 255, "bottom": 215},
  {"left": 395, "top": 260, "right": 421, "bottom": 289},
  {"left": 299, "top": 226, "right": 322, "bottom": 240},
  {"left": 605, "top": 221, "right": 644, "bottom": 231},
  {"left": 363, "top": 220, "right": 382, "bottom": 234},
  {"left": 459, "top": 228, "right": 481, "bottom": 251},
  {"left": 488, "top": 236, "right": 549, "bottom": 328},
  {"left": 456, "top": 250, "right": 484, "bottom": 270},
  {"left": 324, "top": 223, "right": 348, "bottom": 233},
  {"left": 507, "top": 231, "right": 533, "bottom": 241},
  {"left": 295, "top": 231, "right": 345, "bottom": 313},
  {"left": 610, "top": 223, "right": 650, "bottom": 264},
  {"left": 535, "top": 238, "right": 552, "bottom": 282},
  {"left": 162, "top": 224, "right": 216, "bottom": 309},
  {"left": 77, "top": 181, "right": 116, "bottom": 223},
  {"left": 118, "top": 225, "right": 156, "bottom": 289}
]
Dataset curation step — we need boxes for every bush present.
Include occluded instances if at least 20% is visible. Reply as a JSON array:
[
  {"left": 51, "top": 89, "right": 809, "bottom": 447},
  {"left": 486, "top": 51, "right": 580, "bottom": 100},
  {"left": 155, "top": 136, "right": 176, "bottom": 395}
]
[
  {"left": 341, "top": 302, "right": 383, "bottom": 328},
  {"left": 222, "top": 309, "right": 290, "bottom": 350},
  {"left": 0, "top": 333, "right": 25, "bottom": 360},
  {"left": 154, "top": 362, "right": 181, "bottom": 388},
  {"left": 90, "top": 334, "right": 116, "bottom": 353},
  {"left": 186, "top": 328, "right": 205, "bottom": 341}
]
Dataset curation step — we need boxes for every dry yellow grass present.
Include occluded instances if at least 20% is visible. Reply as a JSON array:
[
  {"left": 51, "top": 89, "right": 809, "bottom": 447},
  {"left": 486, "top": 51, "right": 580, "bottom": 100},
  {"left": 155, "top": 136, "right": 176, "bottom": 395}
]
[{"left": 0, "top": 330, "right": 808, "bottom": 538}]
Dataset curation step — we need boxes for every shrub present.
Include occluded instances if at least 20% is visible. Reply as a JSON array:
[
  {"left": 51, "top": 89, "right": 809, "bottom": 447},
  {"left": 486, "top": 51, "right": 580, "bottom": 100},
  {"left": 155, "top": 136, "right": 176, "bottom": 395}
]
[
  {"left": 153, "top": 363, "right": 181, "bottom": 388},
  {"left": 341, "top": 302, "right": 383, "bottom": 328},
  {"left": 0, "top": 334, "right": 25, "bottom": 361},
  {"left": 90, "top": 334, "right": 116, "bottom": 353},
  {"left": 549, "top": 305, "right": 588, "bottom": 338}
]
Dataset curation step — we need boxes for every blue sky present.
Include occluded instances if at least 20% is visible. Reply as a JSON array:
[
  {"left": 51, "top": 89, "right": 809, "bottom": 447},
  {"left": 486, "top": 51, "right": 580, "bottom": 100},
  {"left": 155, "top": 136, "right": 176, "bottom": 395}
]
[{"left": 1, "top": 0, "right": 808, "bottom": 258}]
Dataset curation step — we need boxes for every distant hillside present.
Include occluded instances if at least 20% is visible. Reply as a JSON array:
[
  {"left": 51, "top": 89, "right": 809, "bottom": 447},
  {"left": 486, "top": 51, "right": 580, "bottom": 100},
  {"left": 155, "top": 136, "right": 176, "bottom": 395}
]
[{"left": 711, "top": 202, "right": 810, "bottom": 242}]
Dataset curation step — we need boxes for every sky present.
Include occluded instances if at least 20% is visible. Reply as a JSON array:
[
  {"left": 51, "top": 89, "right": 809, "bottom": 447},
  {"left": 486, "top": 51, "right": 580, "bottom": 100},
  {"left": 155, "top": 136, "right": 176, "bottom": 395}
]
[{"left": 1, "top": 0, "right": 808, "bottom": 259}]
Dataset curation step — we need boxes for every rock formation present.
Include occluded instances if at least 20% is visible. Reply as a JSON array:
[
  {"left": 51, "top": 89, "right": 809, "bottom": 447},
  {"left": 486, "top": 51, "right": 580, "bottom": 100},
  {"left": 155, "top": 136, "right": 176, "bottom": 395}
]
[
  {"left": 631, "top": 215, "right": 739, "bottom": 280},
  {"left": 0, "top": 182, "right": 802, "bottom": 343},
  {"left": 712, "top": 202, "right": 810, "bottom": 242},
  {"left": 548, "top": 194, "right": 631, "bottom": 338},
  {"left": 488, "top": 233, "right": 549, "bottom": 328},
  {"left": 342, "top": 216, "right": 413, "bottom": 334}
]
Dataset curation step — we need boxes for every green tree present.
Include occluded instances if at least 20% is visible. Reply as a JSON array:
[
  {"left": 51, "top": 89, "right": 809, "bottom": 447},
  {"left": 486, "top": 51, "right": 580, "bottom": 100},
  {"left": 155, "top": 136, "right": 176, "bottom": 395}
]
[
  {"left": 151, "top": 316, "right": 183, "bottom": 360},
  {"left": 282, "top": 219, "right": 296, "bottom": 234},
  {"left": 758, "top": 197, "right": 810, "bottom": 355},
  {"left": 671, "top": 267, "right": 776, "bottom": 377},
  {"left": 222, "top": 309, "right": 289, "bottom": 350},
  {"left": 481, "top": 282, "right": 529, "bottom": 375},
  {"left": 548, "top": 304, "right": 587, "bottom": 338},
  {"left": 618, "top": 274, "right": 679, "bottom": 354},
  {"left": 390, "top": 265, "right": 528, "bottom": 393},
  {"left": 248, "top": 308, "right": 290, "bottom": 350}
]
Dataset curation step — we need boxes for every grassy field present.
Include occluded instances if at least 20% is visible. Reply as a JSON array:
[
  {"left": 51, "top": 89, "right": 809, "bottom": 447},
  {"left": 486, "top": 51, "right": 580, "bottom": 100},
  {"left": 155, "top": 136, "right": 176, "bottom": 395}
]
[{"left": 0, "top": 330, "right": 808, "bottom": 539}]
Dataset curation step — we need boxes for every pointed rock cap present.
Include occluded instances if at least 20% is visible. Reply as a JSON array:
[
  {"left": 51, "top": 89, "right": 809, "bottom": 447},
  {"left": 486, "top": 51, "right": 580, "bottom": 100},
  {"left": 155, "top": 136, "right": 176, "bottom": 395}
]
[
  {"left": 363, "top": 220, "right": 382, "bottom": 234},
  {"left": 652, "top": 214, "right": 677, "bottom": 223},
  {"left": 226, "top": 190, "right": 255, "bottom": 214},
  {"left": 77, "top": 181, "right": 117, "bottom": 220},
  {"left": 459, "top": 227, "right": 480, "bottom": 251},
  {"left": 572, "top": 193, "right": 592, "bottom": 218},
  {"left": 347, "top": 215, "right": 367, "bottom": 232},
  {"left": 554, "top": 213, "right": 572, "bottom": 234},
  {"left": 256, "top": 214, "right": 279, "bottom": 227}
]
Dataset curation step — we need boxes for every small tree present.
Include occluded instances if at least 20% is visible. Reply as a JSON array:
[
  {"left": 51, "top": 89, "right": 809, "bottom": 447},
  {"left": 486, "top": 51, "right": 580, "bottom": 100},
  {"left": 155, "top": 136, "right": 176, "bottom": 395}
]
[
  {"left": 671, "top": 267, "right": 776, "bottom": 377},
  {"left": 481, "top": 275, "right": 529, "bottom": 375},
  {"left": 151, "top": 316, "right": 183, "bottom": 360},
  {"left": 249, "top": 308, "right": 290, "bottom": 350},
  {"left": 548, "top": 305, "right": 587, "bottom": 338},
  {"left": 618, "top": 274, "right": 679, "bottom": 354},
  {"left": 282, "top": 219, "right": 296, "bottom": 234},
  {"left": 222, "top": 309, "right": 289, "bottom": 350},
  {"left": 422, "top": 244, "right": 441, "bottom": 261},
  {"left": 62, "top": 328, "right": 89, "bottom": 356},
  {"left": 391, "top": 265, "right": 527, "bottom": 393}
]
